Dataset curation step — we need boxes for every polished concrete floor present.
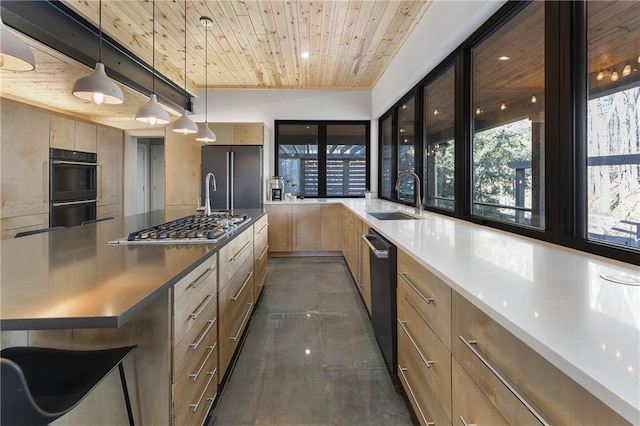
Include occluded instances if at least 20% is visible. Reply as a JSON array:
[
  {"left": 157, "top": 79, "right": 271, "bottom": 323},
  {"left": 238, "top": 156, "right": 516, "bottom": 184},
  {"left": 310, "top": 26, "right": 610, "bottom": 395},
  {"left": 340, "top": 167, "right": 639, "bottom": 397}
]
[{"left": 208, "top": 256, "right": 415, "bottom": 426}]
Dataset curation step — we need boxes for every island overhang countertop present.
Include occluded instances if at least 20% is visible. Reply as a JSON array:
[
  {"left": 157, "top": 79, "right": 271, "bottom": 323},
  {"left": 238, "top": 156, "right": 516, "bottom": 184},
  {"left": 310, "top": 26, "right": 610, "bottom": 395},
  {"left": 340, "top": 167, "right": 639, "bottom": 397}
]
[{"left": 0, "top": 208, "right": 266, "bottom": 331}]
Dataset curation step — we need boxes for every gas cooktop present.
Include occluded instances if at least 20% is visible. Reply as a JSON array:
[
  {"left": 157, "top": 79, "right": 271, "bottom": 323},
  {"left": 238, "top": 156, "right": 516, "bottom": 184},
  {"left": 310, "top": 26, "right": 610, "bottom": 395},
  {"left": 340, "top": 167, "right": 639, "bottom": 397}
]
[{"left": 108, "top": 213, "right": 250, "bottom": 245}]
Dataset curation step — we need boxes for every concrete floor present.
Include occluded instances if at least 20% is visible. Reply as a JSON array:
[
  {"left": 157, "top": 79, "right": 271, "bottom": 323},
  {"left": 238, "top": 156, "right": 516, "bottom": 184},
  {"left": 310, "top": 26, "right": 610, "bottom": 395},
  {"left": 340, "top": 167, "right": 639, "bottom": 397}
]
[{"left": 208, "top": 256, "right": 415, "bottom": 426}]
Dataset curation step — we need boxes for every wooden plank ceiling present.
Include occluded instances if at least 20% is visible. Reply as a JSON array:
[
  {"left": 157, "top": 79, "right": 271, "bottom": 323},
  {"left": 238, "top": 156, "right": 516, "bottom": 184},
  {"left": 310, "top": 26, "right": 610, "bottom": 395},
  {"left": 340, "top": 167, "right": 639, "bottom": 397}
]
[{"left": 0, "top": 0, "right": 431, "bottom": 129}]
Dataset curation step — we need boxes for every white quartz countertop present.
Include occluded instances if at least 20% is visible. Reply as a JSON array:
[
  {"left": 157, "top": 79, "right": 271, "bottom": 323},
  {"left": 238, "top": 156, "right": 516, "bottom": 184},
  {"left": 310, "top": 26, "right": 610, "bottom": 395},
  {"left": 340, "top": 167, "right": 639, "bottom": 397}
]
[{"left": 266, "top": 198, "right": 640, "bottom": 423}]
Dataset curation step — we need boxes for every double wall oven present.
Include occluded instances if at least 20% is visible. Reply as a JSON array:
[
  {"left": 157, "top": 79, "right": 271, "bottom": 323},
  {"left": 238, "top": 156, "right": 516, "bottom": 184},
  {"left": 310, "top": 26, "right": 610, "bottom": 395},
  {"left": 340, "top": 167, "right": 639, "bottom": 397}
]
[{"left": 49, "top": 148, "right": 97, "bottom": 227}]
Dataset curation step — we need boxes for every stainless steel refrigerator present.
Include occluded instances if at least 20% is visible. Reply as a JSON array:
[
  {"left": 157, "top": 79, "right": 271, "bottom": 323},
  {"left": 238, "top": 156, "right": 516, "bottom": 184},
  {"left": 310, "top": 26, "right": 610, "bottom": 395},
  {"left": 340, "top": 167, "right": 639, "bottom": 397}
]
[{"left": 201, "top": 145, "right": 263, "bottom": 209}]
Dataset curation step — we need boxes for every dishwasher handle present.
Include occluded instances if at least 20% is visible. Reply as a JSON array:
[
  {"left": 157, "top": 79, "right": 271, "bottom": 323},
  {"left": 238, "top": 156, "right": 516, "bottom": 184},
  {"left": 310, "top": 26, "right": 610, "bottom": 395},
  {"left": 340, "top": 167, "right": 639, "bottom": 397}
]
[{"left": 362, "top": 234, "right": 389, "bottom": 259}]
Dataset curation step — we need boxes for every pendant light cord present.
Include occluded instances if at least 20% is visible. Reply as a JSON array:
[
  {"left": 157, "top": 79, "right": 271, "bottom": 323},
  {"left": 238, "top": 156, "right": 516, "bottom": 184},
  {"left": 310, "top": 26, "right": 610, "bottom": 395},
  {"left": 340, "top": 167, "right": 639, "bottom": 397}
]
[
  {"left": 152, "top": 0, "right": 156, "bottom": 94},
  {"left": 183, "top": 0, "right": 188, "bottom": 101},
  {"left": 98, "top": 0, "right": 102, "bottom": 62},
  {"left": 204, "top": 19, "right": 208, "bottom": 121}
]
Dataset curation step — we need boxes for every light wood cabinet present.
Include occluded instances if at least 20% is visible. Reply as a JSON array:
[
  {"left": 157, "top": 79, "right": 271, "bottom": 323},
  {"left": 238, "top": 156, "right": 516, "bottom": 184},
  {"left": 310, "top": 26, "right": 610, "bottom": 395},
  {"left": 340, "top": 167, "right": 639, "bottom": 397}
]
[
  {"left": 1, "top": 101, "right": 50, "bottom": 221},
  {"left": 360, "top": 221, "right": 371, "bottom": 313},
  {"left": 341, "top": 207, "right": 361, "bottom": 285},
  {"left": 97, "top": 126, "right": 124, "bottom": 214},
  {"left": 49, "top": 115, "right": 97, "bottom": 153},
  {"left": 164, "top": 127, "right": 201, "bottom": 209},
  {"left": 75, "top": 121, "right": 97, "bottom": 153},
  {"left": 267, "top": 204, "right": 292, "bottom": 252},
  {"left": 293, "top": 205, "right": 321, "bottom": 251},
  {"left": 253, "top": 214, "right": 269, "bottom": 301},
  {"left": 209, "top": 123, "right": 264, "bottom": 145},
  {"left": 218, "top": 225, "right": 254, "bottom": 380},
  {"left": 451, "top": 291, "right": 629, "bottom": 425},
  {"left": 321, "top": 204, "right": 343, "bottom": 251},
  {"left": 171, "top": 254, "right": 218, "bottom": 426}
]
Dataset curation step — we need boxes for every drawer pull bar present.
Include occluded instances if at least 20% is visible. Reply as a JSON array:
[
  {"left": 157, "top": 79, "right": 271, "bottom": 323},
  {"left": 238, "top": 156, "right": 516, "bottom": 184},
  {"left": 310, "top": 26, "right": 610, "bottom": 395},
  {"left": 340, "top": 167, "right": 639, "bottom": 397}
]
[
  {"left": 459, "top": 416, "right": 476, "bottom": 426},
  {"left": 189, "top": 367, "right": 217, "bottom": 413},
  {"left": 231, "top": 240, "right": 252, "bottom": 262},
  {"left": 231, "top": 302, "right": 253, "bottom": 341},
  {"left": 459, "top": 336, "right": 550, "bottom": 426},
  {"left": 232, "top": 271, "right": 254, "bottom": 301},
  {"left": 190, "top": 294, "right": 215, "bottom": 320},
  {"left": 398, "top": 272, "right": 434, "bottom": 304},
  {"left": 189, "top": 343, "right": 217, "bottom": 382},
  {"left": 258, "top": 244, "right": 270, "bottom": 260},
  {"left": 190, "top": 267, "right": 215, "bottom": 289},
  {"left": 397, "top": 365, "right": 435, "bottom": 426},
  {"left": 397, "top": 319, "right": 434, "bottom": 368},
  {"left": 204, "top": 391, "right": 218, "bottom": 415},
  {"left": 257, "top": 268, "right": 269, "bottom": 289},
  {"left": 190, "top": 318, "right": 216, "bottom": 350},
  {"left": 257, "top": 222, "right": 269, "bottom": 235}
]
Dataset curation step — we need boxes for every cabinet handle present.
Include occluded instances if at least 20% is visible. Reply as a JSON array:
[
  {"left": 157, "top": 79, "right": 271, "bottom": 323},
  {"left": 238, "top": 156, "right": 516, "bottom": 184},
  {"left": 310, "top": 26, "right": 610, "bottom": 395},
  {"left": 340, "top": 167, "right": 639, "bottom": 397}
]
[
  {"left": 230, "top": 302, "right": 253, "bottom": 341},
  {"left": 189, "top": 368, "right": 217, "bottom": 412},
  {"left": 459, "top": 336, "right": 550, "bottom": 426},
  {"left": 190, "top": 318, "right": 216, "bottom": 350},
  {"left": 397, "top": 365, "right": 435, "bottom": 426},
  {"left": 398, "top": 272, "right": 434, "bottom": 304},
  {"left": 459, "top": 416, "right": 476, "bottom": 426},
  {"left": 257, "top": 222, "right": 269, "bottom": 235},
  {"left": 258, "top": 244, "right": 269, "bottom": 260},
  {"left": 231, "top": 240, "right": 252, "bottom": 262},
  {"left": 189, "top": 343, "right": 217, "bottom": 382},
  {"left": 231, "top": 271, "right": 253, "bottom": 301},
  {"left": 43, "top": 161, "right": 48, "bottom": 204},
  {"left": 190, "top": 294, "right": 215, "bottom": 320},
  {"left": 190, "top": 267, "right": 215, "bottom": 289},
  {"left": 397, "top": 319, "right": 434, "bottom": 368},
  {"left": 257, "top": 268, "right": 269, "bottom": 288}
]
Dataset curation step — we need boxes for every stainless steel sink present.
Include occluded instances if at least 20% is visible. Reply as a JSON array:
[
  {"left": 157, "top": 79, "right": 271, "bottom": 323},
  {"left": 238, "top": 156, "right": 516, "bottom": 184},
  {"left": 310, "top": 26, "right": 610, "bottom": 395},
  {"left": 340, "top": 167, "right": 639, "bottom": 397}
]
[{"left": 367, "top": 211, "right": 421, "bottom": 220}]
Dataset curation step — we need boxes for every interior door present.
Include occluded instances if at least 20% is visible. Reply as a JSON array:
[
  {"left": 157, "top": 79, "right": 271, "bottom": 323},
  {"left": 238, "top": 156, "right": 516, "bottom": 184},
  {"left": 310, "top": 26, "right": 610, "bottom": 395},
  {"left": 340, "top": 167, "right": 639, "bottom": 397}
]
[
  {"left": 136, "top": 143, "right": 149, "bottom": 214},
  {"left": 150, "top": 144, "right": 165, "bottom": 211}
]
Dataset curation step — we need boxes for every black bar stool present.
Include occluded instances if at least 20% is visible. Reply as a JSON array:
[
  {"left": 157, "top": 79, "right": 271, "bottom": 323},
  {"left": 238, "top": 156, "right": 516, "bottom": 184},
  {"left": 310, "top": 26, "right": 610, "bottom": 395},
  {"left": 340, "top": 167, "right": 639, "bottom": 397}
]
[{"left": 1, "top": 345, "right": 136, "bottom": 426}]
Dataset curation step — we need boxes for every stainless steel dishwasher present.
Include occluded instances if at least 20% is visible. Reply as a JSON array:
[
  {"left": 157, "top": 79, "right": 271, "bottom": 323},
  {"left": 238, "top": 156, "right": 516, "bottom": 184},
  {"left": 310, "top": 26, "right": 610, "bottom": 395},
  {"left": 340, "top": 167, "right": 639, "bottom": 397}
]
[{"left": 362, "top": 228, "right": 397, "bottom": 376}]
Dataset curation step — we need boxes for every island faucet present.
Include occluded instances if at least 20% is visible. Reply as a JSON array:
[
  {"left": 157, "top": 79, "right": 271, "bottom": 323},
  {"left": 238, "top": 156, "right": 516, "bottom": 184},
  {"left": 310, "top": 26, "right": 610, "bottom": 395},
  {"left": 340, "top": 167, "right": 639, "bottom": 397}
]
[
  {"left": 395, "top": 171, "right": 423, "bottom": 213},
  {"left": 204, "top": 172, "right": 217, "bottom": 216}
]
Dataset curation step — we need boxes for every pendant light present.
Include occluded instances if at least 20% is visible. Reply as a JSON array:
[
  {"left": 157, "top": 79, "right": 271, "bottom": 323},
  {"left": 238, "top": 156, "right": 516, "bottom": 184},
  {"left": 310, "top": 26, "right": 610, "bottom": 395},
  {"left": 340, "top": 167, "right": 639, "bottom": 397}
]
[
  {"left": 71, "top": 0, "right": 124, "bottom": 104},
  {"left": 0, "top": 17, "right": 35, "bottom": 71},
  {"left": 171, "top": 0, "right": 197, "bottom": 134},
  {"left": 195, "top": 16, "right": 217, "bottom": 143},
  {"left": 136, "top": 0, "right": 170, "bottom": 126}
]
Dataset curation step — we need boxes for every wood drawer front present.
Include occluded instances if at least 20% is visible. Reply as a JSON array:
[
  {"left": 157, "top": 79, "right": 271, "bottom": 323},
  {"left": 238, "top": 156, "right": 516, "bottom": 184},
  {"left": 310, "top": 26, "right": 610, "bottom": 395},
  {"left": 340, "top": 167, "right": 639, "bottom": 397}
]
[
  {"left": 253, "top": 214, "right": 269, "bottom": 240},
  {"left": 173, "top": 300, "right": 217, "bottom": 380},
  {"left": 397, "top": 249, "right": 451, "bottom": 349},
  {"left": 218, "top": 227, "right": 253, "bottom": 290},
  {"left": 219, "top": 254, "right": 254, "bottom": 324},
  {"left": 173, "top": 277, "right": 217, "bottom": 346},
  {"left": 174, "top": 366, "right": 218, "bottom": 426},
  {"left": 254, "top": 247, "right": 268, "bottom": 299},
  {"left": 219, "top": 276, "right": 254, "bottom": 380},
  {"left": 452, "top": 358, "right": 509, "bottom": 426},
  {"left": 254, "top": 228, "right": 269, "bottom": 263},
  {"left": 398, "top": 329, "right": 451, "bottom": 426},
  {"left": 174, "top": 343, "right": 218, "bottom": 415},
  {"left": 397, "top": 285, "right": 452, "bottom": 419},
  {"left": 173, "top": 255, "right": 217, "bottom": 308},
  {"left": 452, "top": 292, "right": 552, "bottom": 425}
]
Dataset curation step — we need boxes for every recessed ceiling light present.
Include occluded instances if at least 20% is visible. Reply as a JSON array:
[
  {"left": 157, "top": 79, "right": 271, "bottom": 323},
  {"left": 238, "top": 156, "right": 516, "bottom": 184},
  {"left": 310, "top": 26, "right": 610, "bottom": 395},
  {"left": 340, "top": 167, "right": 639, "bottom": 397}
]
[
  {"left": 301, "top": 51, "right": 309, "bottom": 59},
  {"left": 498, "top": 56, "right": 510, "bottom": 61}
]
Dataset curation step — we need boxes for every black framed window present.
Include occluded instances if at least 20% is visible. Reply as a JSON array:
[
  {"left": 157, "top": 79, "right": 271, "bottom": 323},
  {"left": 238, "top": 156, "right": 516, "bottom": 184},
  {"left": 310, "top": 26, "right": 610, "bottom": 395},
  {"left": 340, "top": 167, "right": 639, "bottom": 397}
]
[
  {"left": 397, "top": 96, "right": 417, "bottom": 204},
  {"left": 380, "top": 114, "right": 394, "bottom": 199},
  {"left": 276, "top": 120, "right": 369, "bottom": 198},
  {"left": 424, "top": 64, "right": 455, "bottom": 211},
  {"left": 470, "top": 1, "right": 545, "bottom": 229},
  {"left": 584, "top": 0, "right": 640, "bottom": 251}
]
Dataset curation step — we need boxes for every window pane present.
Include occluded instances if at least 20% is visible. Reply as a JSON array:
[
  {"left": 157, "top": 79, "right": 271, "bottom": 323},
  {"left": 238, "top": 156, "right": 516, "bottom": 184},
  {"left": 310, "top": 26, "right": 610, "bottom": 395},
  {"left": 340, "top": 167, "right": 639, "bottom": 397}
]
[
  {"left": 277, "top": 124, "right": 318, "bottom": 197},
  {"left": 327, "top": 124, "right": 367, "bottom": 196},
  {"left": 424, "top": 65, "right": 455, "bottom": 211},
  {"left": 471, "top": 2, "right": 545, "bottom": 228},
  {"left": 397, "top": 97, "right": 416, "bottom": 204},
  {"left": 380, "top": 115, "right": 394, "bottom": 198},
  {"left": 586, "top": 0, "right": 640, "bottom": 249}
]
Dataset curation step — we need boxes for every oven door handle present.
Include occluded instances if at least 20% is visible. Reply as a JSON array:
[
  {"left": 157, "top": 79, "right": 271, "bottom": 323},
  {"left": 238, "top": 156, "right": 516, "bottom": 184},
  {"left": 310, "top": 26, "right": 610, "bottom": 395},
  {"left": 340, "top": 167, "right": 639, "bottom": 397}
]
[
  {"left": 52, "top": 160, "right": 99, "bottom": 166},
  {"left": 52, "top": 199, "right": 98, "bottom": 207}
]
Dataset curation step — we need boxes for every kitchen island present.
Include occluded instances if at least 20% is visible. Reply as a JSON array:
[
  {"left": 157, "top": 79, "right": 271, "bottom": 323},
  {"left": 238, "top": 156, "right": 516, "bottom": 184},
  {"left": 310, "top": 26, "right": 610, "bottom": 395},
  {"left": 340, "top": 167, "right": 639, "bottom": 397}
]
[
  {"left": 0, "top": 208, "right": 266, "bottom": 425},
  {"left": 266, "top": 198, "right": 640, "bottom": 425}
]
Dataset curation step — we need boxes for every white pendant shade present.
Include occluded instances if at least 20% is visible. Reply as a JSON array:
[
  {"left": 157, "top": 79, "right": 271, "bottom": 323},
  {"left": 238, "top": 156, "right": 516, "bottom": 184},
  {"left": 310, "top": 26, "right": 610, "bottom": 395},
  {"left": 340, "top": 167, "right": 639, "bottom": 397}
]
[
  {"left": 72, "top": 62, "right": 124, "bottom": 104},
  {"left": 0, "top": 19, "right": 35, "bottom": 72},
  {"left": 171, "top": 110, "right": 198, "bottom": 134},
  {"left": 195, "top": 123, "right": 217, "bottom": 143},
  {"left": 135, "top": 94, "right": 170, "bottom": 125}
]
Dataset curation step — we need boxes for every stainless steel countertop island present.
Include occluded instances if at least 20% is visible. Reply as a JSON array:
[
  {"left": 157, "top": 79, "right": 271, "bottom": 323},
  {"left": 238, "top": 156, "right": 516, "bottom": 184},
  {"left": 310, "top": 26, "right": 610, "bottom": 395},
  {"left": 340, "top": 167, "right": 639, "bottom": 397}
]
[{"left": 0, "top": 208, "right": 266, "bottom": 330}]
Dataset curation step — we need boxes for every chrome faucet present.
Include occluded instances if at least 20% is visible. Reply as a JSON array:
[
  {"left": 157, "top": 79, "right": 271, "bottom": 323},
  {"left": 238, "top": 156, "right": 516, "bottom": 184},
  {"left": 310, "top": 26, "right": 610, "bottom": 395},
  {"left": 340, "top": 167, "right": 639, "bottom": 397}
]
[
  {"left": 395, "top": 171, "right": 423, "bottom": 213},
  {"left": 204, "top": 172, "right": 217, "bottom": 216}
]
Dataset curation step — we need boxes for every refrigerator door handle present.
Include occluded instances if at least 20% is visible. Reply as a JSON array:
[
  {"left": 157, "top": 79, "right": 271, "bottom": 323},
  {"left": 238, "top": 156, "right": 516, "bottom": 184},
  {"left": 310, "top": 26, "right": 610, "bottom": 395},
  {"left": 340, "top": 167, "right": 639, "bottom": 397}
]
[
  {"left": 226, "top": 151, "right": 231, "bottom": 210},
  {"left": 229, "top": 151, "right": 235, "bottom": 210}
]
